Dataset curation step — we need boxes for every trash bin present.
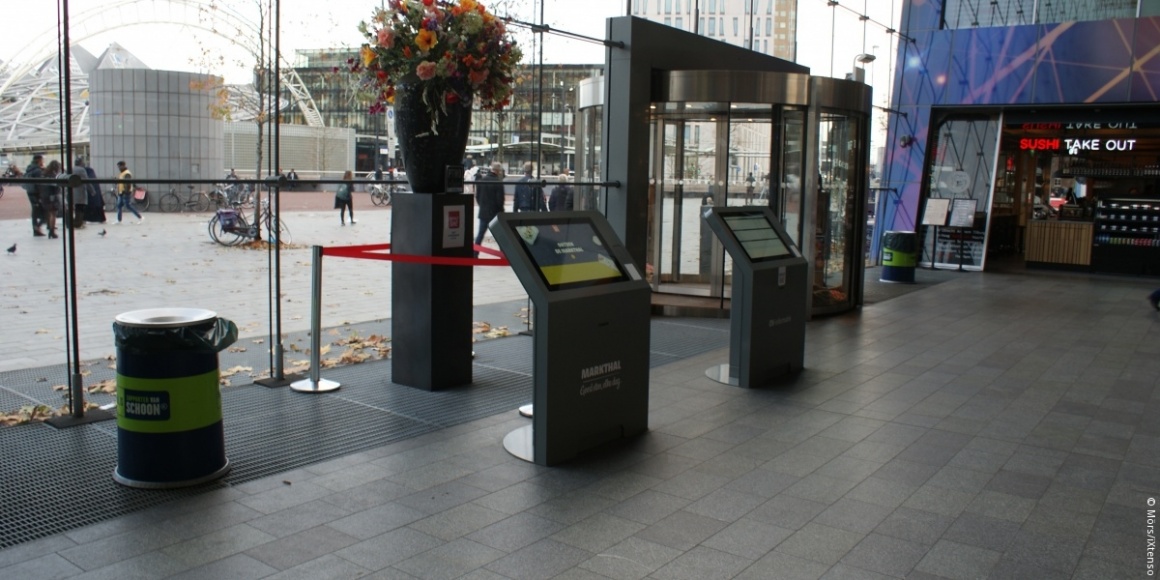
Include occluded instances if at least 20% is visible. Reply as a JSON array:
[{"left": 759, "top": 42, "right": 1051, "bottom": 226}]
[
  {"left": 112, "top": 308, "right": 238, "bottom": 489},
  {"left": 880, "top": 231, "right": 917, "bottom": 283}
]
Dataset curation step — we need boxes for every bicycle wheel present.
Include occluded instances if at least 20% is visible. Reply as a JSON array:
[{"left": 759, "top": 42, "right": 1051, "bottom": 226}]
[
  {"left": 194, "top": 192, "right": 211, "bottom": 212},
  {"left": 208, "top": 213, "right": 247, "bottom": 246},
  {"left": 208, "top": 189, "right": 227, "bottom": 208},
  {"left": 159, "top": 193, "right": 180, "bottom": 213},
  {"left": 370, "top": 188, "right": 385, "bottom": 206},
  {"left": 263, "top": 214, "right": 292, "bottom": 245},
  {"left": 237, "top": 189, "right": 254, "bottom": 209}
]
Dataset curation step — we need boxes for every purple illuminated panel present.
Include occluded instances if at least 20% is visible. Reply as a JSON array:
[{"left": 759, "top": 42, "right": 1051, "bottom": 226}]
[
  {"left": 1032, "top": 19, "right": 1135, "bottom": 104},
  {"left": 946, "top": 26, "right": 1038, "bottom": 105},
  {"left": 1131, "top": 17, "right": 1160, "bottom": 101}
]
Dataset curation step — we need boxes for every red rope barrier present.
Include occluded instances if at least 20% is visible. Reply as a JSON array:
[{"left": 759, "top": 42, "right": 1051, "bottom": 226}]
[{"left": 320, "top": 243, "right": 509, "bottom": 266}]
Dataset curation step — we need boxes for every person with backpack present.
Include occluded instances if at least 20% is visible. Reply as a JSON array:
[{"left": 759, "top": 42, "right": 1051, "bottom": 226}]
[
  {"left": 335, "top": 170, "right": 356, "bottom": 226},
  {"left": 23, "top": 155, "right": 46, "bottom": 237},
  {"left": 513, "top": 162, "right": 544, "bottom": 212}
]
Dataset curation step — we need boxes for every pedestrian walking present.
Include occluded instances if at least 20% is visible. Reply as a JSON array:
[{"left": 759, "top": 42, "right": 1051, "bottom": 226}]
[
  {"left": 475, "top": 162, "right": 506, "bottom": 255},
  {"left": 69, "top": 156, "right": 88, "bottom": 229},
  {"left": 335, "top": 170, "right": 355, "bottom": 226},
  {"left": 23, "top": 155, "right": 46, "bottom": 237},
  {"left": 40, "top": 160, "right": 63, "bottom": 238},
  {"left": 114, "top": 160, "right": 143, "bottom": 224},
  {"left": 83, "top": 164, "right": 107, "bottom": 224},
  {"left": 513, "top": 162, "right": 544, "bottom": 212}
]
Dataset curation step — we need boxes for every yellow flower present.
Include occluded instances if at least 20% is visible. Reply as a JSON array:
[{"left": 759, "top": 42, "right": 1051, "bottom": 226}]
[
  {"left": 416, "top": 29, "right": 438, "bottom": 52},
  {"left": 360, "top": 46, "right": 376, "bottom": 67}
]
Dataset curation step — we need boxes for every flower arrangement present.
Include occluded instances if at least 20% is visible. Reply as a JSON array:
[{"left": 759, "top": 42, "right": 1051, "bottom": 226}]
[{"left": 354, "top": 0, "right": 522, "bottom": 132}]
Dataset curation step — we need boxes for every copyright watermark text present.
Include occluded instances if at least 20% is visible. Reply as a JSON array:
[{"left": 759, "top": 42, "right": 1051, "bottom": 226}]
[{"left": 1148, "top": 497, "right": 1156, "bottom": 576}]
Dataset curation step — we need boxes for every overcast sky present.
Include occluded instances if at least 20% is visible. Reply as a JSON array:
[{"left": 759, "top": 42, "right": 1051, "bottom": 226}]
[{"left": 0, "top": 0, "right": 903, "bottom": 148}]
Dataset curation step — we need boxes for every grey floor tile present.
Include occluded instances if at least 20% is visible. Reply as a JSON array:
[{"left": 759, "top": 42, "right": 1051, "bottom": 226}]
[
  {"left": 684, "top": 487, "right": 766, "bottom": 522},
  {"left": 815, "top": 456, "right": 884, "bottom": 482},
  {"left": 702, "top": 517, "right": 795, "bottom": 560},
  {"left": 988, "top": 558, "right": 1071, "bottom": 580},
  {"left": 925, "top": 465, "right": 994, "bottom": 494},
  {"left": 1071, "top": 556, "right": 1137, "bottom": 579},
  {"left": 335, "top": 527, "right": 444, "bottom": 571},
  {"left": 466, "top": 513, "right": 565, "bottom": 553},
  {"left": 913, "top": 540, "right": 1001, "bottom": 580},
  {"left": 605, "top": 489, "right": 691, "bottom": 525},
  {"left": 873, "top": 507, "right": 954, "bottom": 546},
  {"left": 735, "top": 550, "right": 831, "bottom": 580},
  {"left": 984, "top": 469, "right": 1053, "bottom": 499},
  {"left": 0, "top": 553, "right": 84, "bottom": 580},
  {"left": 871, "top": 457, "right": 940, "bottom": 486},
  {"left": 550, "top": 513, "right": 645, "bottom": 553},
  {"left": 394, "top": 480, "right": 491, "bottom": 515},
  {"left": 159, "top": 524, "right": 278, "bottom": 568},
  {"left": 782, "top": 473, "right": 859, "bottom": 504},
  {"left": 812, "top": 498, "right": 894, "bottom": 534},
  {"left": 262, "top": 554, "right": 371, "bottom": 580},
  {"left": 651, "top": 468, "right": 732, "bottom": 500},
  {"left": 484, "top": 538, "right": 592, "bottom": 580},
  {"left": 407, "top": 502, "right": 508, "bottom": 541},
  {"left": 247, "top": 498, "right": 356, "bottom": 539},
  {"left": 326, "top": 502, "right": 428, "bottom": 540},
  {"left": 650, "top": 545, "right": 752, "bottom": 580},
  {"left": 65, "top": 551, "right": 192, "bottom": 580},
  {"left": 963, "top": 490, "right": 1036, "bottom": 523},
  {"left": 774, "top": 522, "right": 863, "bottom": 566},
  {"left": 392, "top": 538, "right": 505, "bottom": 580},
  {"left": 819, "top": 563, "right": 896, "bottom": 580},
  {"left": 839, "top": 532, "right": 927, "bottom": 577},
  {"left": 245, "top": 525, "right": 361, "bottom": 570},
  {"left": 940, "top": 512, "right": 1021, "bottom": 552},
  {"left": 579, "top": 536, "right": 681, "bottom": 580},
  {"left": 747, "top": 494, "right": 828, "bottom": 530},
  {"left": 901, "top": 485, "right": 975, "bottom": 518},
  {"left": 843, "top": 476, "right": 918, "bottom": 508},
  {"left": 166, "top": 554, "right": 279, "bottom": 580},
  {"left": 722, "top": 467, "right": 800, "bottom": 498},
  {"left": 633, "top": 510, "right": 728, "bottom": 551}
]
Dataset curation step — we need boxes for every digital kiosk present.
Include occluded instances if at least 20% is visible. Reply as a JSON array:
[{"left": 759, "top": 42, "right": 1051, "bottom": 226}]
[
  {"left": 701, "top": 206, "right": 808, "bottom": 387},
  {"left": 491, "top": 211, "right": 651, "bottom": 466}
]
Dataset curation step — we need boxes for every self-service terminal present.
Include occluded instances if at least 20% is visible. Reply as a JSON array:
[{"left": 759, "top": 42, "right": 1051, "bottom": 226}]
[
  {"left": 701, "top": 206, "right": 808, "bottom": 387},
  {"left": 490, "top": 211, "right": 651, "bottom": 466}
]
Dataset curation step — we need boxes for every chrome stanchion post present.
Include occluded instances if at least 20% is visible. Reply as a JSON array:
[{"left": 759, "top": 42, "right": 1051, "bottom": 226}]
[{"left": 291, "top": 245, "right": 340, "bottom": 393}]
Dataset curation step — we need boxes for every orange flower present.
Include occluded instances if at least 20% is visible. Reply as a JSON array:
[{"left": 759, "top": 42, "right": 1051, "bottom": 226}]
[
  {"left": 416, "top": 29, "right": 437, "bottom": 52},
  {"left": 360, "top": 46, "right": 377, "bottom": 67},
  {"left": 468, "top": 68, "right": 488, "bottom": 85}
]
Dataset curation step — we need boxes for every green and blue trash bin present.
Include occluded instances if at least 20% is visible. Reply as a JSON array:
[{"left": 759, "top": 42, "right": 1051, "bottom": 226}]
[
  {"left": 880, "top": 231, "right": 917, "bottom": 283},
  {"left": 112, "top": 308, "right": 238, "bottom": 489}
]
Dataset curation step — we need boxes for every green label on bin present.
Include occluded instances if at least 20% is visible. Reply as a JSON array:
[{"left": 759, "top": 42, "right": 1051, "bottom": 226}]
[
  {"left": 122, "top": 389, "right": 171, "bottom": 421},
  {"left": 116, "top": 370, "right": 221, "bottom": 433}
]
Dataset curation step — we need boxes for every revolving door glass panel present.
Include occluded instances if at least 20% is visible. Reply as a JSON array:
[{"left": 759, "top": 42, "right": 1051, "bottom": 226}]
[
  {"left": 814, "top": 111, "right": 865, "bottom": 314},
  {"left": 649, "top": 104, "right": 798, "bottom": 298}
]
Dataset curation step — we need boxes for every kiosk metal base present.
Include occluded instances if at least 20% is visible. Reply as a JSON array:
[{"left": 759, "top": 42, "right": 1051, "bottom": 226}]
[
  {"left": 502, "top": 424, "right": 535, "bottom": 463},
  {"left": 518, "top": 404, "right": 533, "bottom": 418},
  {"left": 705, "top": 363, "right": 740, "bottom": 386},
  {"left": 290, "top": 378, "right": 341, "bottom": 393}
]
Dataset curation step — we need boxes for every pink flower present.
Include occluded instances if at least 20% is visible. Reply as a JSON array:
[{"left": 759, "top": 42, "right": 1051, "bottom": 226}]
[
  {"left": 415, "top": 61, "right": 437, "bottom": 80},
  {"left": 376, "top": 28, "right": 394, "bottom": 48}
]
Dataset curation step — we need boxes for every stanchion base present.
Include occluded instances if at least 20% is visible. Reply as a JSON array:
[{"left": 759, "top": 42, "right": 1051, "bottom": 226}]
[
  {"left": 44, "top": 408, "right": 115, "bottom": 429},
  {"left": 114, "top": 459, "right": 231, "bottom": 489},
  {"left": 705, "top": 363, "right": 740, "bottom": 386},
  {"left": 503, "top": 424, "right": 535, "bottom": 463},
  {"left": 290, "top": 378, "right": 341, "bottom": 393},
  {"left": 255, "top": 373, "right": 305, "bottom": 389},
  {"left": 518, "top": 404, "right": 533, "bottom": 418}
]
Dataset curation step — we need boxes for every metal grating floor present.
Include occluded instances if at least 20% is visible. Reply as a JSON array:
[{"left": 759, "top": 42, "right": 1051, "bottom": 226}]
[{"left": 0, "top": 310, "right": 729, "bottom": 550}]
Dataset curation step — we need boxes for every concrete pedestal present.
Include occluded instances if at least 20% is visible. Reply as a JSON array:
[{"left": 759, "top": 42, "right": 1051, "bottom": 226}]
[{"left": 390, "top": 193, "right": 474, "bottom": 390}]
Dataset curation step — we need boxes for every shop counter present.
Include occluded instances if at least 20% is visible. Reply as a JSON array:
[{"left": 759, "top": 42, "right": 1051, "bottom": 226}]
[{"left": 1025, "top": 220, "right": 1092, "bottom": 266}]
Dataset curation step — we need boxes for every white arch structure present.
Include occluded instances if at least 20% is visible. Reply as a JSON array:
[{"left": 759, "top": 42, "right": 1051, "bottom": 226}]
[{"left": 0, "top": 0, "right": 324, "bottom": 150}]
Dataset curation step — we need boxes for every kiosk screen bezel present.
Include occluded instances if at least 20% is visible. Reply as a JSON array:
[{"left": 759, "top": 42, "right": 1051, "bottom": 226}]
[
  {"left": 506, "top": 216, "right": 631, "bottom": 291},
  {"left": 721, "top": 212, "right": 795, "bottom": 262}
]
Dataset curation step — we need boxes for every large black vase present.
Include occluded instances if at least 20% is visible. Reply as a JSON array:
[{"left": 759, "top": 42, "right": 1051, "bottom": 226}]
[{"left": 394, "top": 79, "right": 472, "bottom": 194}]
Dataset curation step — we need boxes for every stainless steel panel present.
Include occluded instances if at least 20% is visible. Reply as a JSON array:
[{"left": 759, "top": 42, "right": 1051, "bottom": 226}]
[
  {"left": 810, "top": 76, "right": 873, "bottom": 114},
  {"left": 654, "top": 70, "right": 811, "bottom": 107},
  {"left": 578, "top": 76, "right": 604, "bottom": 110}
]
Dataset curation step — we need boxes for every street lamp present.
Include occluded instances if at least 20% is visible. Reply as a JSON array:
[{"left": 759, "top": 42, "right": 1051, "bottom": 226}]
[{"left": 851, "top": 53, "right": 876, "bottom": 83}]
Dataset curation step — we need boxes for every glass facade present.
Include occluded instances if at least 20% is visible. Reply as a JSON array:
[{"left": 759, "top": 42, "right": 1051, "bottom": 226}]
[{"left": 941, "top": 0, "right": 1147, "bottom": 29}]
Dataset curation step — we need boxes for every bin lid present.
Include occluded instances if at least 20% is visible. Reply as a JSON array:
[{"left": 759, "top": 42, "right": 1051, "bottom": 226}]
[{"left": 115, "top": 308, "right": 217, "bottom": 328}]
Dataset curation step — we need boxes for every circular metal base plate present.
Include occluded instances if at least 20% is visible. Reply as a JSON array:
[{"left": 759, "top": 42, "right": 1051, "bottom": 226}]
[
  {"left": 518, "top": 404, "right": 533, "bottom": 418},
  {"left": 502, "top": 424, "right": 535, "bottom": 463},
  {"left": 290, "top": 378, "right": 341, "bottom": 393},
  {"left": 705, "top": 363, "right": 739, "bottom": 386}
]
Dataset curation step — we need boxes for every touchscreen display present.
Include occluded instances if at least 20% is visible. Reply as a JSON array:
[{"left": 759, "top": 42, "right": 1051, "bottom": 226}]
[
  {"left": 512, "top": 219, "right": 628, "bottom": 290},
  {"left": 722, "top": 213, "right": 793, "bottom": 261}
]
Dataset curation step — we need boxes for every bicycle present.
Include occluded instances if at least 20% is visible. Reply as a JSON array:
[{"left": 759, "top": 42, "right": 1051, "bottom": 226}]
[
  {"left": 104, "top": 187, "right": 150, "bottom": 212},
  {"left": 369, "top": 183, "right": 393, "bottom": 206},
  {"left": 159, "top": 185, "right": 211, "bottom": 213},
  {"left": 226, "top": 183, "right": 255, "bottom": 209},
  {"left": 208, "top": 199, "right": 291, "bottom": 246}
]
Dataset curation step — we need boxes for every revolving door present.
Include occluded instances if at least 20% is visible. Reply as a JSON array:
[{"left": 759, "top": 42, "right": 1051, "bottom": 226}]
[{"left": 645, "top": 72, "right": 871, "bottom": 315}]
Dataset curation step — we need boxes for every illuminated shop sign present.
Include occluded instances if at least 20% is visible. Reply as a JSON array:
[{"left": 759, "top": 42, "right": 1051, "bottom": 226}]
[
  {"left": 1017, "top": 138, "right": 1139, "bottom": 154},
  {"left": 1018, "top": 122, "right": 1140, "bottom": 130}
]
